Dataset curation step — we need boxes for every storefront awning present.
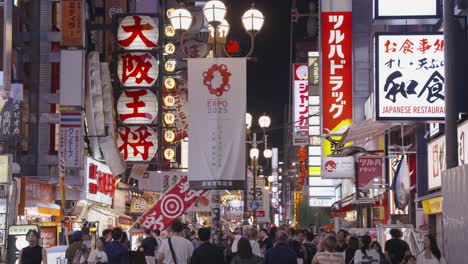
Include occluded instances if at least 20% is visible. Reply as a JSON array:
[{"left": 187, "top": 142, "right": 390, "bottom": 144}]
[
  {"left": 90, "top": 205, "right": 133, "bottom": 225},
  {"left": 25, "top": 201, "right": 61, "bottom": 216},
  {"left": 345, "top": 119, "right": 397, "bottom": 143}
]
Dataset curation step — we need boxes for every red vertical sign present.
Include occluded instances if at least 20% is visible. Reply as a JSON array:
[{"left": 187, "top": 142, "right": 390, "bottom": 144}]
[{"left": 321, "top": 11, "right": 353, "bottom": 156}]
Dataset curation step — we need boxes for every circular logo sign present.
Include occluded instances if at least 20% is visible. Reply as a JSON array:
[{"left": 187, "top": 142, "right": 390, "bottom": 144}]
[
  {"left": 324, "top": 160, "right": 337, "bottom": 173},
  {"left": 164, "top": 95, "right": 175, "bottom": 107},
  {"left": 164, "top": 113, "right": 176, "bottom": 125},
  {"left": 165, "top": 25, "right": 175, "bottom": 37},
  {"left": 164, "top": 43, "right": 176, "bottom": 55},
  {"left": 165, "top": 77, "right": 176, "bottom": 90},
  {"left": 164, "top": 148, "right": 176, "bottom": 160},
  {"left": 165, "top": 60, "right": 176, "bottom": 72}
]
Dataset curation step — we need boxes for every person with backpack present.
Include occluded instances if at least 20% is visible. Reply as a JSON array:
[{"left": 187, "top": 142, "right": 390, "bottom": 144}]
[
  {"left": 354, "top": 235, "right": 380, "bottom": 264},
  {"left": 303, "top": 232, "right": 318, "bottom": 264},
  {"left": 66, "top": 231, "right": 89, "bottom": 264}
]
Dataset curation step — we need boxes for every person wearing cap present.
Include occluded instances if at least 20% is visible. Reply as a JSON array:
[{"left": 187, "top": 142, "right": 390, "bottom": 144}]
[{"left": 66, "top": 230, "right": 89, "bottom": 264}]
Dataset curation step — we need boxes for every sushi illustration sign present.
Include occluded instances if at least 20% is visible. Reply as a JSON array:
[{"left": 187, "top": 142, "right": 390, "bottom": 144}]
[{"left": 375, "top": 33, "right": 445, "bottom": 121}]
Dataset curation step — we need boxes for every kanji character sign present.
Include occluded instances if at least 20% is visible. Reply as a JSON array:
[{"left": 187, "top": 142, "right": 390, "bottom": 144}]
[
  {"left": 118, "top": 15, "right": 159, "bottom": 50},
  {"left": 117, "top": 126, "right": 158, "bottom": 161},
  {"left": 118, "top": 52, "right": 159, "bottom": 87}
]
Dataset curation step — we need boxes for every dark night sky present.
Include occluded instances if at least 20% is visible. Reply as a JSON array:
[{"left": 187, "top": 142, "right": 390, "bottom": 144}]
[{"left": 225, "top": 0, "right": 292, "bottom": 150}]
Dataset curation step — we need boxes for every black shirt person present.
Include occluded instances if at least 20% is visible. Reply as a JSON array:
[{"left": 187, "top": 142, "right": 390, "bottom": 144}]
[
  {"left": 19, "top": 229, "right": 47, "bottom": 264},
  {"left": 385, "top": 229, "right": 409, "bottom": 264},
  {"left": 140, "top": 229, "right": 158, "bottom": 262},
  {"left": 190, "top": 227, "right": 225, "bottom": 264}
]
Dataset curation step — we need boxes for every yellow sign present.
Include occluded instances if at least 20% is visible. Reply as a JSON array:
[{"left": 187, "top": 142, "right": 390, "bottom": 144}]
[
  {"left": 167, "top": 8, "right": 176, "bottom": 18},
  {"left": 164, "top": 148, "right": 176, "bottom": 160},
  {"left": 371, "top": 206, "right": 385, "bottom": 220},
  {"left": 164, "top": 130, "right": 176, "bottom": 143},
  {"left": 422, "top": 196, "right": 443, "bottom": 215},
  {"left": 165, "top": 60, "right": 176, "bottom": 72}
]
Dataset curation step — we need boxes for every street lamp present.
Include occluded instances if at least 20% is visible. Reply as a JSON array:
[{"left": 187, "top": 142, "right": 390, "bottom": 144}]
[
  {"left": 246, "top": 113, "right": 272, "bottom": 225},
  {"left": 170, "top": 1, "right": 264, "bottom": 58}
]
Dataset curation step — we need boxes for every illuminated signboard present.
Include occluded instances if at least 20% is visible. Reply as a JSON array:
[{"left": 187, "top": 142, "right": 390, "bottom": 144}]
[
  {"left": 374, "top": 0, "right": 440, "bottom": 19},
  {"left": 321, "top": 2, "right": 353, "bottom": 158},
  {"left": 117, "top": 52, "right": 159, "bottom": 87},
  {"left": 375, "top": 33, "right": 444, "bottom": 121},
  {"left": 117, "top": 126, "right": 158, "bottom": 162},
  {"left": 293, "top": 64, "right": 309, "bottom": 145},
  {"left": 117, "top": 15, "right": 158, "bottom": 50},
  {"left": 85, "top": 157, "right": 116, "bottom": 205},
  {"left": 117, "top": 89, "right": 158, "bottom": 124}
]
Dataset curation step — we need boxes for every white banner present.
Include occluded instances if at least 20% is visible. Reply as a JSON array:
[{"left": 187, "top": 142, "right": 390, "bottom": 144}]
[
  {"left": 136, "top": 171, "right": 185, "bottom": 193},
  {"left": 59, "top": 111, "right": 83, "bottom": 168},
  {"left": 188, "top": 58, "right": 246, "bottom": 190},
  {"left": 321, "top": 156, "right": 355, "bottom": 179}
]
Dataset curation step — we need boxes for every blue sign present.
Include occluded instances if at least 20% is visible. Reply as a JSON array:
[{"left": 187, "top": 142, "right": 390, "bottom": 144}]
[{"left": 250, "top": 200, "right": 260, "bottom": 211}]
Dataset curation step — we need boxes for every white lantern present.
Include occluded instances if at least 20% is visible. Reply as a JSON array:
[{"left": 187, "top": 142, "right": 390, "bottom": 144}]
[
  {"left": 258, "top": 115, "right": 271, "bottom": 128},
  {"left": 208, "top": 19, "right": 230, "bottom": 38},
  {"left": 117, "top": 89, "right": 158, "bottom": 124},
  {"left": 203, "top": 1, "right": 226, "bottom": 25},
  {"left": 263, "top": 149, "right": 273, "bottom": 159},
  {"left": 118, "top": 15, "right": 158, "bottom": 50},
  {"left": 250, "top": 148, "right": 259, "bottom": 160},
  {"left": 169, "top": 8, "right": 193, "bottom": 31},
  {"left": 117, "top": 126, "right": 158, "bottom": 162},
  {"left": 246, "top": 113, "right": 252, "bottom": 129},
  {"left": 242, "top": 8, "right": 264, "bottom": 33},
  {"left": 117, "top": 52, "right": 159, "bottom": 87},
  {"left": 164, "top": 148, "right": 176, "bottom": 160}
]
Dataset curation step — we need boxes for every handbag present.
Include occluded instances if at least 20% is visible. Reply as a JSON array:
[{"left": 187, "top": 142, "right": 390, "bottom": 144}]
[{"left": 168, "top": 238, "right": 178, "bottom": 264}]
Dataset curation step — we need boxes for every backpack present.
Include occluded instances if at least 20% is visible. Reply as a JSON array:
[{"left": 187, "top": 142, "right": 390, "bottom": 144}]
[{"left": 360, "top": 250, "right": 373, "bottom": 264}]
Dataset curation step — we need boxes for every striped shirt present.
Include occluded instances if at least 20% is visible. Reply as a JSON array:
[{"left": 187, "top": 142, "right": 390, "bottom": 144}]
[{"left": 314, "top": 251, "right": 346, "bottom": 264}]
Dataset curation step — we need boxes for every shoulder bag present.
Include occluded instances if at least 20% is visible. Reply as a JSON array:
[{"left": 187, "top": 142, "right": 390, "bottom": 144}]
[{"left": 168, "top": 237, "right": 178, "bottom": 264}]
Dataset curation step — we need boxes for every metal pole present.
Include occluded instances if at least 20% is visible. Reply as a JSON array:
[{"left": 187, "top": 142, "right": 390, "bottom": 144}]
[
  {"left": 444, "top": 0, "right": 459, "bottom": 169},
  {"left": 211, "top": 190, "right": 222, "bottom": 245},
  {"left": 3, "top": 0, "right": 12, "bottom": 92},
  {"left": 253, "top": 157, "right": 257, "bottom": 225},
  {"left": 354, "top": 160, "right": 362, "bottom": 227}
]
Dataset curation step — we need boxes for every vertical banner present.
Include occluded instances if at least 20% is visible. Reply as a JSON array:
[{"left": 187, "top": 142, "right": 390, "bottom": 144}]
[
  {"left": 0, "top": 83, "right": 23, "bottom": 137},
  {"left": 61, "top": 0, "right": 84, "bottom": 47},
  {"left": 138, "top": 176, "right": 205, "bottom": 231},
  {"left": 320, "top": 1, "right": 353, "bottom": 157},
  {"left": 188, "top": 58, "right": 247, "bottom": 190},
  {"left": 293, "top": 64, "right": 309, "bottom": 145},
  {"left": 59, "top": 111, "right": 83, "bottom": 168}
]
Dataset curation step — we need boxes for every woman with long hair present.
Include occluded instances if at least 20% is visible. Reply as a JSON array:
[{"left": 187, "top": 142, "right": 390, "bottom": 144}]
[
  {"left": 353, "top": 235, "right": 380, "bottom": 263},
  {"left": 312, "top": 235, "right": 345, "bottom": 264},
  {"left": 416, "top": 234, "right": 444, "bottom": 264},
  {"left": 230, "top": 237, "right": 262, "bottom": 264},
  {"left": 87, "top": 237, "right": 108, "bottom": 264},
  {"left": 345, "top": 236, "right": 359, "bottom": 264}
]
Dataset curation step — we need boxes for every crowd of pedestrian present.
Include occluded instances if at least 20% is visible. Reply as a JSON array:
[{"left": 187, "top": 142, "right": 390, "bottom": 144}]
[{"left": 17, "top": 221, "right": 445, "bottom": 264}]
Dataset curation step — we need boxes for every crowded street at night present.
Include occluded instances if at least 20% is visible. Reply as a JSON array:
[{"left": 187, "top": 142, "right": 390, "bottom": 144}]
[{"left": 0, "top": 0, "right": 465, "bottom": 263}]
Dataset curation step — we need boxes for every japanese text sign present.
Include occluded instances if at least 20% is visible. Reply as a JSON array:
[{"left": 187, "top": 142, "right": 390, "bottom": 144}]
[
  {"left": 375, "top": 33, "right": 444, "bottom": 120},
  {"left": 296, "top": 148, "right": 308, "bottom": 189},
  {"left": 358, "top": 156, "right": 384, "bottom": 188},
  {"left": 321, "top": 156, "right": 355, "bottom": 179},
  {"left": 61, "top": 0, "right": 84, "bottom": 47},
  {"left": 117, "top": 126, "right": 158, "bottom": 162},
  {"left": 0, "top": 83, "right": 23, "bottom": 138},
  {"left": 117, "top": 52, "right": 159, "bottom": 87},
  {"left": 118, "top": 15, "right": 159, "bottom": 50},
  {"left": 117, "top": 89, "right": 158, "bottom": 124},
  {"left": 59, "top": 111, "right": 83, "bottom": 168},
  {"left": 139, "top": 176, "right": 206, "bottom": 231},
  {"left": 374, "top": 0, "right": 439, "bottom": 18},
  {"left": 321, "top": 11, "right": 353, "bottom": 157},
  {"left": 85, "top": 157, "right": 116, "bottom": 205},
  {"left": 293, "top": 64, "right": 309, "bottom": 145}
]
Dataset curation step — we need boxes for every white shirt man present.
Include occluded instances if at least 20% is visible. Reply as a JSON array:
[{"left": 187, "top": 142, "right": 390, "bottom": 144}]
[{"left": 157, "top": 220, "right": 193, "bottom": 264}]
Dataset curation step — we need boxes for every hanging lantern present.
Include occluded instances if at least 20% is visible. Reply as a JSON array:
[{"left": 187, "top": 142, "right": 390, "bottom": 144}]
[
  {"left": 117, "top": 89, "right": 158, "bottom": 124},
  {"left": 118, "top": 15, "right": 159, "bottom": 50},
  {"left": 164, "top": 147, "right": 176, "bottom": 160},
  {"left": 117, "top": 52, "right": 159, "bottom": 87},
  {"left": 165, "top": 25, "right": 176, "bottom": 37},
  {"left": 164, "top": 95, "right": 176, "bottom": 107},
  {"left": 164, "top": 43, "right": 176, "bottom": 55},
  {"left": 164, "top": 112, "right": 176, "bottom": 125},
  {"left": 164, "top": 77, "right": 176, "bottom": 90},
  {"left": 117, "top": 126, "right": 158, "bottom": 162},
  {"left": 165, "top": 59, "right": 177, "bottom": 72},
  {"left": 164, "top": 130, "right": 176, "bottom": 143}
]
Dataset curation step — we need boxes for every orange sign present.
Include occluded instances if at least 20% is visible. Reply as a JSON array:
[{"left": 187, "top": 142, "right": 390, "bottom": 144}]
[
  {"left": 61, "top": 0, "right": 84, "bottom": 47},
  {"left": 18, "top": 177, "right": 55, "bottom": 215}
]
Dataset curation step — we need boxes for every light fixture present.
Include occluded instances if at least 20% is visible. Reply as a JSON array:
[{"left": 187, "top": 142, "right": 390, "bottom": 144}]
[
  {"left": 242, "top": 7, "right": 264, "bottom": 33},
  {"left": 169, "top": 8, "right": 193, "bottom": 31},
  {"left": 246, "top": 113, "right": 252, "bottom": 129},
  {"left": 250, "top": 148, "right": 259, "bottom": 160},
  {"left": 203, "top": 0, "right": 227, "bottom": 25},
  {"left": 263, "top": 149, "right": 273, "bottom": 159},
  {"left": 258, "top": 115, "right": 271, "bottom": 129},
  {"left": 208, "top": 19, "right": 230, "bottom": 39},
  {"left": 272, "top": 186, "right": 278, "bottom": 192}
]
